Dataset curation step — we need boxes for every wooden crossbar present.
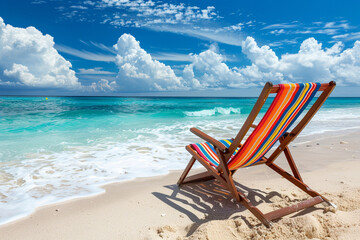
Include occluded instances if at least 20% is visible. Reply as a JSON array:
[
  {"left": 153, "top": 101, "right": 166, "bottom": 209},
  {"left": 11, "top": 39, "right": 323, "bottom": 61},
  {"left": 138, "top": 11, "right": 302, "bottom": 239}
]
[
  {"left": 264, "top": 196, "right": 324, "bottom": 221},
  {"left": 270, "top": 82, "right": 331, "bottom": 93},
  {"left": 179, "top": 170, "right": 215, "bottom": 185}
]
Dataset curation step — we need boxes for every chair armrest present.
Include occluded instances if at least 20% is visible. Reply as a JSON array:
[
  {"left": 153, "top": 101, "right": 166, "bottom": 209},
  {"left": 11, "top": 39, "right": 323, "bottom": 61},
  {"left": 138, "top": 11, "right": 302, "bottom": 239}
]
[{"left": 190, "top": 128, "right": 228, "bottom": 153}]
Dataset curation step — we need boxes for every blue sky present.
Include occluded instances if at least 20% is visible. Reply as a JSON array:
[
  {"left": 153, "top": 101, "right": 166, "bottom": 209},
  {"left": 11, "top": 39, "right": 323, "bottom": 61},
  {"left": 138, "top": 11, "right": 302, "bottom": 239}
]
[{"left": 0, "top": 0, "right": 360, "bottom": 96}]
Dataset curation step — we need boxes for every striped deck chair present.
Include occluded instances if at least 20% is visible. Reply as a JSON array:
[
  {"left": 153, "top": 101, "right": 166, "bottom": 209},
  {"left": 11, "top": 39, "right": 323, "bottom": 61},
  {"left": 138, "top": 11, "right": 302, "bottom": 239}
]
[{"left": 177, "top": 81, "right": 337, "bottom": 227}]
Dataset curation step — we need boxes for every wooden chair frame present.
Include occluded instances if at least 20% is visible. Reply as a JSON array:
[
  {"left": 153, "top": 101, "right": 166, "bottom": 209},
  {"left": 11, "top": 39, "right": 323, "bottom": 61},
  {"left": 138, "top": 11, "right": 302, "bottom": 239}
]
[{"left": 177, "top": 81, "right": 337, "bottom": 227}]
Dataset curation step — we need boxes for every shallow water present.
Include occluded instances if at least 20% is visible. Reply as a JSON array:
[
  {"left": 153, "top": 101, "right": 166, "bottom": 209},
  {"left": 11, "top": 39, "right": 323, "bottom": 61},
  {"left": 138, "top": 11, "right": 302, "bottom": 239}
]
[{"left": 1, "top": 96, "right": 360, "bottom": 224}]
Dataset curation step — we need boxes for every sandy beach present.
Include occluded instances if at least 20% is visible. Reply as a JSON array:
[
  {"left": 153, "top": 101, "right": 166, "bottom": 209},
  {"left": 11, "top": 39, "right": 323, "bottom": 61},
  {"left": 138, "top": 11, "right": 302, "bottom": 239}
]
[
  {"left": 0, "top": 130, "right": 359, "bottom": 240},
  {"left": 1, "top": 0, "right": 360, "bottom": 239}
]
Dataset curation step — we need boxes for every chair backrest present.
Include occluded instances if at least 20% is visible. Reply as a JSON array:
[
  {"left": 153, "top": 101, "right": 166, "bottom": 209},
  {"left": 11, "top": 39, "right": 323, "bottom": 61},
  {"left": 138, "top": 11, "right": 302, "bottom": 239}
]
[{"left": 227, "top": 82, "right": 326, "bottom": 170}]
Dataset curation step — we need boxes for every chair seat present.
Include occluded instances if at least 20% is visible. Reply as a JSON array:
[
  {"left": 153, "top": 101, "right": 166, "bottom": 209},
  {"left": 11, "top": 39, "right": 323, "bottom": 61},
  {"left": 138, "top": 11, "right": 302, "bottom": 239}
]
[{"left": 190, "top": 139, "right": 239, "bottom": 167}]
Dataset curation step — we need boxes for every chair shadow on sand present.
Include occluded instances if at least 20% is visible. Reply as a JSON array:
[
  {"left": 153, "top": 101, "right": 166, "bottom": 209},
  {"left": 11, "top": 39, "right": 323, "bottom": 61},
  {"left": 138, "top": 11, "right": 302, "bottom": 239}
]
[
  {"left": 152, "top": 178, "right": 324, "bottom": 236},
  {"left": 153, "top": 180, "right": 284, "bottom": 236}
]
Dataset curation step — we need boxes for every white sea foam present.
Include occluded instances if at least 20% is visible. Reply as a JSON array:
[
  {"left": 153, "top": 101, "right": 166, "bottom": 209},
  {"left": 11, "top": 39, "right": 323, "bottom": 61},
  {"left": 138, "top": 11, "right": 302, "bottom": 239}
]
[
  {"left": 0, "top": 118, "right": 243, "bottom": 225},
  {"left": 184, "top": 107, "right": 241, "bottom": 117},
  {"left": 300, "top": 107, "right": 360, "bottom": 136}
]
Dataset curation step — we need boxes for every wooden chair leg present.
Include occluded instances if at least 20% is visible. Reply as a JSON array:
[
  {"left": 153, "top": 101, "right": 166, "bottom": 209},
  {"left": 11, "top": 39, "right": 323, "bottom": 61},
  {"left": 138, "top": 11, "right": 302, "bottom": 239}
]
[
  {"left": 216, "top": 149, "right": 241, "bottom": 202},
  {"left": 225, "top": 176, "right": 241, "bottom": 202},
  {"left": 267, "top": 162, "right": 334, "bottom": 206},
  {"left": 177, "top": 157, "right": 196, "bottom": 186},
  {"left": 283, "top": 147, "right": 303, "bottom": 181},
  {"left": 237, "top": 190, "right": 272, "bottom": 227}
]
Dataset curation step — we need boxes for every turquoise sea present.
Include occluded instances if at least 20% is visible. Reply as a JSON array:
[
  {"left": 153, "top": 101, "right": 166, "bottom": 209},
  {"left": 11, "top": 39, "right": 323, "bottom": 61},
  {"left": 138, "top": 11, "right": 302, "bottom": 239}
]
[{"left": 1, "top": 96, "right": 360, "bottom": 224}]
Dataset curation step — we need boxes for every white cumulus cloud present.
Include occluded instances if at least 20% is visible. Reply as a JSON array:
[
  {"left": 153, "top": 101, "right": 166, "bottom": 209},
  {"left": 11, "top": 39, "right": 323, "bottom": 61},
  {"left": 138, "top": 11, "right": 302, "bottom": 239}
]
[
  {"left": 240, "top": 36, "right": 360, "bottom": 85},
  {"left": 5, "top": 18, "right": 356, "bottom": 93},
  {"left": 0, "top": 17, "right": 81, "bottom": 89},
  {"left": 111, "top": 34, "right": 360, "bottom": 92},
  {"left": 182, "top": 45, "right": 246, "bottom": 89},
  {"left": 89, "top": 79, "right": 117, "bottom": 92},
  {"left": 113, "top": 33, "right": 183, "bottom": 91}
]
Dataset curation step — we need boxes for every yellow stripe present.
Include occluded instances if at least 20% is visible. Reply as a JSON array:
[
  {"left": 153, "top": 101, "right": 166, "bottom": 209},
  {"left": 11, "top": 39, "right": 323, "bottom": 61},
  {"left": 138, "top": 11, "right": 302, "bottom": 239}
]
[
  {"left": 233, "top": 83, "right": 295, "bottom": 169},
  {"left": 243, "top": 83, "right": 311, "bottom": 167}
]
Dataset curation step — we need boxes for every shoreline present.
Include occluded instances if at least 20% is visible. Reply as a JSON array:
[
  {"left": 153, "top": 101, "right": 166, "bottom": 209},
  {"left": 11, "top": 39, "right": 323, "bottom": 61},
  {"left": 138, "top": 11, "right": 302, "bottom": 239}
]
[
  {"left": 0, "top": 128, "right": 358, "bottom": 227},
  {"left": 1, "top": 96, "right": 360, "bottom": 229},
  {"left": 0, "top": 130, "right": 359, "bottom": 239}
]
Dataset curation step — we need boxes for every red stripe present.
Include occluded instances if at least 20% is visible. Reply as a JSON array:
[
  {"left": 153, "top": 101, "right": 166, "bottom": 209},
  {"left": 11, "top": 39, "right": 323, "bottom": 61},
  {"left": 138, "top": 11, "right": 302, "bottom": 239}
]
[
  {"left": 191, "top": 144, "right": 218, "bottom": 167},
  {"left": 241, "top": 84, "right": 298, "bottom": 165},
  {"left": 229, "top": 84, "right": 297, "bottom": 168}
]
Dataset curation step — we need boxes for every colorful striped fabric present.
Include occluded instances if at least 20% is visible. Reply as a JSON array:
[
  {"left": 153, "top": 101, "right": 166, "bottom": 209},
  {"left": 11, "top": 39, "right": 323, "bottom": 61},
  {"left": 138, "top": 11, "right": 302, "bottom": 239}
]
[
  {"left": 228, "top": 82, "right": 320, "bottom": 170},
  {"left": 190, "top": 83, "right": 320, "bottom": 170},
  {"left": 191, "top": 139, "right": 238, "bottom": 167}
]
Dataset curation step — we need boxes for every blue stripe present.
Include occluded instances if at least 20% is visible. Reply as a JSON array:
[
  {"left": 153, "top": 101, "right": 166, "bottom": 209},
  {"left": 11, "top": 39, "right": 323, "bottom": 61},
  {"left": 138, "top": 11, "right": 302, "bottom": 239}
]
[
  {"left": 195, "top": 143, "right": 218, "bottom": 165},
  {"left": 283, "top": 83, "right": 320, "bottom": 134},
  {"left": 247, "top": 84, "right": 304, "bottom": 165},
  {"left": 192, "top": 139, "right": 234, "bottom": 167},
  {"left": 246, "top": 83, "right": 320, "bottom": 166}
]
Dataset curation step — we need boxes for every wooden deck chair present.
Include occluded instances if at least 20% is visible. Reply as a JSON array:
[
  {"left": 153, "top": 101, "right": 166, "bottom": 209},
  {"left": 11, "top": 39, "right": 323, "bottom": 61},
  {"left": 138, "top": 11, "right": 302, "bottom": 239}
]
[{"left": 177, "top": 81, "right": 337, "bottom": 227}]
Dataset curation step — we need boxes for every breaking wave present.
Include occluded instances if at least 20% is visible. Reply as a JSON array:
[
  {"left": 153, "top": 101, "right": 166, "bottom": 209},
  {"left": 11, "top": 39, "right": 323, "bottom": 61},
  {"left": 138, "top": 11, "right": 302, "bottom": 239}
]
[{"left": 184, "top": 107, "right": 241, "bottom": 117}]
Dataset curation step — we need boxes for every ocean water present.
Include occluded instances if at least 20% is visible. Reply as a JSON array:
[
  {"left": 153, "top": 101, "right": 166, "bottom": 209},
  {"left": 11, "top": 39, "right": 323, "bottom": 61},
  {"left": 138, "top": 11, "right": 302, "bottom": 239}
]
[{"left": 1, "top": 96, "right": 360, "bottom": 224}]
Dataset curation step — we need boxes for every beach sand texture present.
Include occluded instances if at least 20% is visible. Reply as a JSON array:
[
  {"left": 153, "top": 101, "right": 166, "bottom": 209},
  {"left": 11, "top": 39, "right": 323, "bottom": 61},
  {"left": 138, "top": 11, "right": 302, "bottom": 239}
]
[{"left": 0, "top": 131, "right": 359, "bottom": 240}]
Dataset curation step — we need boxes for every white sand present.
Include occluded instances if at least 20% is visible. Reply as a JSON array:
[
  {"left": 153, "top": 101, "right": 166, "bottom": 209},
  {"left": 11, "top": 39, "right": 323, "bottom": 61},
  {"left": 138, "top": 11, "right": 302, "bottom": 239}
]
[{"left": 0, "top": 131, "right": 359, "bottom": 240}]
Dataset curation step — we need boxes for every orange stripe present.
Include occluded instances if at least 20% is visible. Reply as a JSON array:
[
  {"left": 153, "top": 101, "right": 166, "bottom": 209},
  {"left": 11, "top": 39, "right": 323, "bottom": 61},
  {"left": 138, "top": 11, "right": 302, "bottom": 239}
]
[
  {"left": 229, "top": 84, "right": 297, "bottom": 169},
  {"left": 241, "top": 83, "right": 302, "bottom": 167}
]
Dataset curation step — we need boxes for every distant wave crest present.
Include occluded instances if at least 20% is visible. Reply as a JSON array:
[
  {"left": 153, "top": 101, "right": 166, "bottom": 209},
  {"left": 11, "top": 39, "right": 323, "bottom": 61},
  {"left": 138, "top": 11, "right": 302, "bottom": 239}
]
[{"left": 184, "top": 107, "right": 241, "bottom": 117}]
